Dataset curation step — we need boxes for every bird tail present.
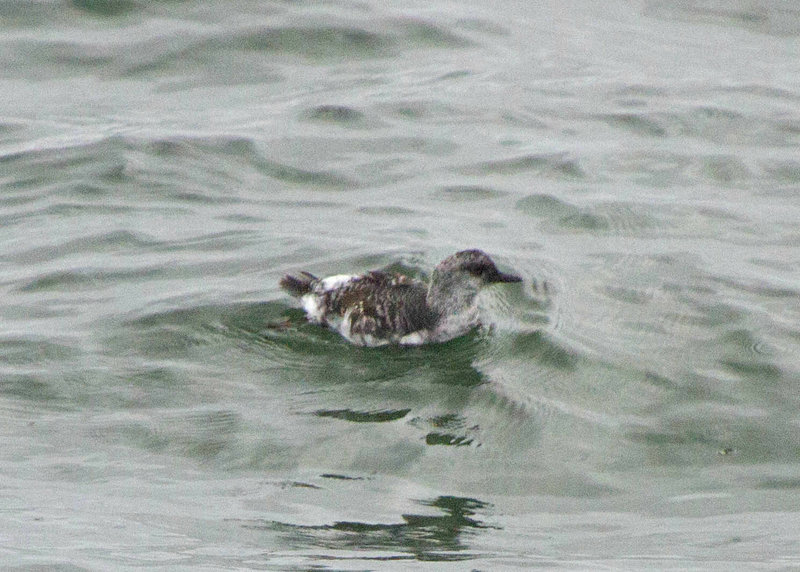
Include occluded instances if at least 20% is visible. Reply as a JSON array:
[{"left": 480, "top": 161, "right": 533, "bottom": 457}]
[{"left": 279, "top": 271, "right": 318, "bottom": 297}]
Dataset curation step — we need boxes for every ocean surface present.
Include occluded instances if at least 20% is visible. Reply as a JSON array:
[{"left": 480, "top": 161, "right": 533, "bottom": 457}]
[{"left": 2, "top": 0, "right": 800, "bottom": 569}]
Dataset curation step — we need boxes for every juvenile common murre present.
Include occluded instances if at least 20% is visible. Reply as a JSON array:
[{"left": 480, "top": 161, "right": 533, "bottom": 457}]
[{"left": 280, "top": 249, "right": 521, "bottom": 346}]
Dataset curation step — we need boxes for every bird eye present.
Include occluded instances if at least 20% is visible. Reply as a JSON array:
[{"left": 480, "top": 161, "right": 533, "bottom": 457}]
[{"left": 467, "top": 263, "right": 488, "bottom": 277}]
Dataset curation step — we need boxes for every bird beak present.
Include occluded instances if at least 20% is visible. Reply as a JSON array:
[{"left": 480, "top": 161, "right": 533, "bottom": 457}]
[{"left": 491, "top": 271, "right": 522, "bottom": 284}]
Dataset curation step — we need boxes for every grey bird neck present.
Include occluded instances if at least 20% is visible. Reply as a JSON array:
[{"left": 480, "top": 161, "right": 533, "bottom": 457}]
[{"left": 425, "top": 269, "right": 481, "bottom": 319}]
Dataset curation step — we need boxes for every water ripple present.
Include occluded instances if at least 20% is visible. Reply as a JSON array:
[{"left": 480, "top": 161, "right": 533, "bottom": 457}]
[
  {"left": 459, "top": 153, "right": 585, "bottom": 179},
  {"left": 516, "top": 194, "right": 660, "bottom": 236},
  {"left": 244, "top": 495, "right": 492, "bottom": 561}
]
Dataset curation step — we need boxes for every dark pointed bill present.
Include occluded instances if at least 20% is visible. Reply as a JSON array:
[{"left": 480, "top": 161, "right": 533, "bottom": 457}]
[{"left": 491, "top": 271, "right": 522, "bottom": 283}]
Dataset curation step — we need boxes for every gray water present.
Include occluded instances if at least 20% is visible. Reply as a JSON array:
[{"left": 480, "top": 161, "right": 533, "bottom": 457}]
[{"left": 2, "top": 0, "right": 800, "bottom": 569}]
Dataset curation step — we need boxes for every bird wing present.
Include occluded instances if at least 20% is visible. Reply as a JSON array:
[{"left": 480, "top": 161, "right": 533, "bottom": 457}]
[{"left": 323, "top": 271, "right": 437, "bottom": 337}]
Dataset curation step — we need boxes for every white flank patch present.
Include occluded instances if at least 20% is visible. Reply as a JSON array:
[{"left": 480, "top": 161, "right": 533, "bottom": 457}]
[
  {"left": 300, "top": 294, "right": 325, "bottom": 323},
  {"left": 300, "top": 274, "right": 356, "bottom": 324},
  {"left": 398, "top": 331, "right": 428, "bottom": 346},
  {"left": 319, "top": 274, "right": 356, "bottom": 291}
]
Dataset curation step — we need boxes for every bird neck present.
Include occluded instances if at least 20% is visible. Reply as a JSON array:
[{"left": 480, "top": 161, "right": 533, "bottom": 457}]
[{"left": 426, "top": 271, "right": 480, "bottom": 317}]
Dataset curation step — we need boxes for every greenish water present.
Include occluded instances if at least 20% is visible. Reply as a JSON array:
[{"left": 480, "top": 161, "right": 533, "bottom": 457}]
[{"left": 2, "top": 0, "right": 800, "bottom": 569}]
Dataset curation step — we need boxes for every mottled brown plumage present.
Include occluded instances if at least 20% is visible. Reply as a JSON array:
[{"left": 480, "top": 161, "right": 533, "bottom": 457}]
[{"left": 320, "top": 271, "right": 437, "bottom": 338}]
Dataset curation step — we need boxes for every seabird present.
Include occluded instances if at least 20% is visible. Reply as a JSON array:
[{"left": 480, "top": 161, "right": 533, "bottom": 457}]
[{"left": 280, "top": 249, "right": 521, "bottom": 346}]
